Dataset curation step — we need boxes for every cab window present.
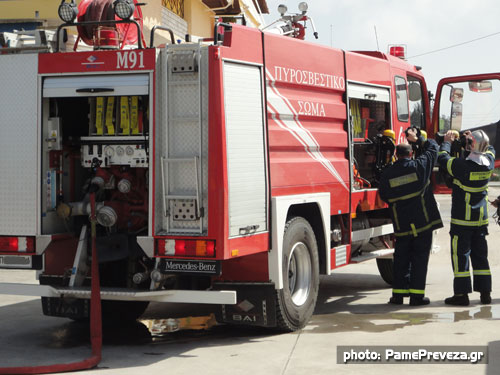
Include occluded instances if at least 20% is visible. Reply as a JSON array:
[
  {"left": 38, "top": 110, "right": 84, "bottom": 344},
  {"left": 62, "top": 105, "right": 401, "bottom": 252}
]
[
  {"left": 408, "top": 76, "right": 425, "bottom": 129},
  {"left": 395, "top": 76, "right": 409, "bottom": 122}
]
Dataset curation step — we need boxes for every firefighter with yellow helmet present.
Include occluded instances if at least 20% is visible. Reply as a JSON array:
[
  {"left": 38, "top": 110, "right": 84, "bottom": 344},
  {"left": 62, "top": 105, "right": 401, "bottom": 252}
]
[{"left": 437, "top": 129, "right": 496, "bottom": 306}]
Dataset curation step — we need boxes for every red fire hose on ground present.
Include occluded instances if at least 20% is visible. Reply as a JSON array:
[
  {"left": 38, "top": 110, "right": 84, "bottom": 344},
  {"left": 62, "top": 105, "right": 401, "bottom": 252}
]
[{"left": 0, "top": 193, "right": 103, "bottom": 374}]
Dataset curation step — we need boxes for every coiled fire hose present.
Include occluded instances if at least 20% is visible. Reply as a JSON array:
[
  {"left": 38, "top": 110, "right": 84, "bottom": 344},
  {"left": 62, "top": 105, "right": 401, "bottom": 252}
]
[{"left": 0, "top": 192, "right": 103, "bottom": 374}]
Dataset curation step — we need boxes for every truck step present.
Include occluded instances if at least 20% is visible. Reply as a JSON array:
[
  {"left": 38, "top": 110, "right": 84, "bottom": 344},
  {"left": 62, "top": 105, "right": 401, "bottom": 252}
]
[
  {"left": 350, "top": 249, "right": 394, "bottom": 263},
  {"left": 0, "top": 283, "right": 236, "bottom": 304}
]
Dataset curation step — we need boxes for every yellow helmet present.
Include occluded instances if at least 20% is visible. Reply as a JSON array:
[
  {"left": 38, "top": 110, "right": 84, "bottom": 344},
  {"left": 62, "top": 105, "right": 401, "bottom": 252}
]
[
  {"left": 383, "top": 129, "right": 395, "bottom": 140},
  {"left": 420, "top": 130, "right": 427, "bottom": 140}
]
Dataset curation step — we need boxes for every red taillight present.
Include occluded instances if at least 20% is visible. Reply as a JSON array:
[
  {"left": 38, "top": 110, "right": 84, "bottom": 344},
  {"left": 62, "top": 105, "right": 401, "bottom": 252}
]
[
  {"left": 389, "top": 45, "right": 406, "bottom": 59},
  {"left": 157, "top": 239, "right": 215, "bottom": 258},
  {"left": 0, "top": 236, "right": 35, "bottom": 253}
]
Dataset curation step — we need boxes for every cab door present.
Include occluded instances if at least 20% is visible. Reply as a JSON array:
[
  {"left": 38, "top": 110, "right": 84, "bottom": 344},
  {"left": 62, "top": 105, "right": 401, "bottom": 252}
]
[{"left": 431, "top": 74, "right": 500, "bottom": 191}]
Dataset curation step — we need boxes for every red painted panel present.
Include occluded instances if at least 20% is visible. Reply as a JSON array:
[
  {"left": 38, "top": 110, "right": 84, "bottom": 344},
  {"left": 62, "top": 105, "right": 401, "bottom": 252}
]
[
  {"left": 207, "top": 46, "right": 228, "bottom": 247},
  {"left": 226, "top": 232, "right": 269, "bottom": 259},
  {"left": 38, "top": 48, "right": 156, "bottom": 74},
  {"left": 345, "top": 51, "right": 392, "bottom": 87},
  {"left": 43, "top": 237, "right": 78, "bottom": 275},
  {"left": 217, "top": 252, "right": 269, "bottom": 282},
  {"left": 220, "top": 24, "right": 264, "bottom": 64},
  {"left": 264, "top": 32, "right": 350, "bottom": 215}
]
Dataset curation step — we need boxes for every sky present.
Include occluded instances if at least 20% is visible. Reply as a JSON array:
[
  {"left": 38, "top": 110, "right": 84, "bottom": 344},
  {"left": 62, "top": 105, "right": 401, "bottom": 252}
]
[{"left": 261, "top": 0, "right": 500, "bottom": 94}]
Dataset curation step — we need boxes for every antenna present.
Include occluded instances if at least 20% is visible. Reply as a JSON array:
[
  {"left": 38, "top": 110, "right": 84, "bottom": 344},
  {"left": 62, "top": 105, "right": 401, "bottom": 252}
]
[{"left": 374, "top": 25, "right": 380, "bottom": 51}]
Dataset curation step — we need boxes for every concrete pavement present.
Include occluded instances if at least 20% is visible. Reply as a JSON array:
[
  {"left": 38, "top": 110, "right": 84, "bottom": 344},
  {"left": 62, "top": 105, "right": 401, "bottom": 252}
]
[{"left": 1, "top": 189, "right": 500, "bottom": 374}]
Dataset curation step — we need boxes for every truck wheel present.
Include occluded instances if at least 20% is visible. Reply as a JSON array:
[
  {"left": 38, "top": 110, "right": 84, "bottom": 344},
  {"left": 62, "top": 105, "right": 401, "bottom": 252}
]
[
  {"left": 276, "top": 217, "right": 319, "bottom": 331},
  {"left": 376, "top": 258, "right": 393, "bottom": 286}
]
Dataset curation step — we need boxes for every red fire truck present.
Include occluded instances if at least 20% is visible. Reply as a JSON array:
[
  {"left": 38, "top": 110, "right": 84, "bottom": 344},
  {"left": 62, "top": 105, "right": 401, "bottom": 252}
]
[{"left": 1, "top": 0, "right": 499, "bottom": 331}]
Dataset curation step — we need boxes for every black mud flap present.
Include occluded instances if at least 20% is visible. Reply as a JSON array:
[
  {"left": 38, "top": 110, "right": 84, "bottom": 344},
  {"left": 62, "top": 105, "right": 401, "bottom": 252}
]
[
  {"left": 212, "top": 282, "right": 277, "bottom": 327},
  {"left": 42, "top": 297, "right": 89, "bottom": 320}
]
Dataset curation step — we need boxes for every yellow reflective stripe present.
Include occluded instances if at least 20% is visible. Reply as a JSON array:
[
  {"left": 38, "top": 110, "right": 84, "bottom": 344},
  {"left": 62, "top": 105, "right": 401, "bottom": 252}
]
[
  {"left": 465, "top": 193, "right": 471, "bottom": 221},
  {"left": 409, "top": 289, "right": 425, "bottom": 294},
  {"left": 389, "top": 173, "right": 418, "bottom": 188},
  {"left": 388, "top": 181, "right": 430, "bottom": 203},
  {"left": 451, "top": 218, "right": 489, "bottom": 226},
  {"left": 480, "top": 205, "right": 484, "bottom": 223},
  {"left": 454, "top": 271, "right": 470, "bottom": 277},
  {"left": 447, "top": 157, "right": 455, "bottom": 176},
  {"left": 438, "top": 151, "right": 448, "bottom": 155},
  {"left": 421, "top": 196, "right": 429, "bottom": 222},
  {"left": 393, "top": 289, "right": 409, "bottom": 294},
  {"left": 392, "top": 203, "right": 400, "bottom": 231},
  {"left": 410, "top": 223, "right": 417, "bottom": 237},
  {"left": 394, "top": 219, "right": 443, "bottom": 237},
  {"left": 469, "top": 171, "right": 492, "bottom": 181},
  {"left": 452, "top": 235, "right": 459, "bottom": 274},
  {"left": 452, "top": 179, "right": 488, "bottom": 193},
  {"left": 473, "top": 270, "right": 491, "bottom": 275},
  {"left": 486, "top": 150, "right": 495, "bottom": 158}
]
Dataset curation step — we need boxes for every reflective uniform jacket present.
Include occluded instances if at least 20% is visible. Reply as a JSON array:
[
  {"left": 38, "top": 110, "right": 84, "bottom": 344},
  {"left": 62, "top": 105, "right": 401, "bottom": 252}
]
[
  {"left": 437, "top": 142, "right": 496, "bottom": 227},
  {"left": 379, "top": 138, "right": 443, "bottom": 237}
]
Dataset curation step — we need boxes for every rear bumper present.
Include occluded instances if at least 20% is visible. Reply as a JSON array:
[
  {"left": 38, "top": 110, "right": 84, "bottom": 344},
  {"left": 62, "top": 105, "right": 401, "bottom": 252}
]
[{"left": 0, "top": 283, "right": 237, "bottom": 304}]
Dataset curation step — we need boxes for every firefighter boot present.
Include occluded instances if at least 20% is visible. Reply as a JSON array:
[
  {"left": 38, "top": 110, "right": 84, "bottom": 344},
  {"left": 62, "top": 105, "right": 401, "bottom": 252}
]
[
  {"left": 480, "top": 292, "right": 491, "bottom": 304},
  {"left": 409, "top": 296, "right": 430, "bottom": 306},
  {"left": 388, "top": 296, "right": 404, "bottom": 305},
  {"left": 444, "top": 294, "right": 470, "bottom": 306}
]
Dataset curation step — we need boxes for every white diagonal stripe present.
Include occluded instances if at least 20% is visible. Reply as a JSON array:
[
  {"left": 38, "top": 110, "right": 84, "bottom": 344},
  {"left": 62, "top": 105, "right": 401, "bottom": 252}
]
[{"left": 265, "top": 68, "right": 348, "bottom": 191}]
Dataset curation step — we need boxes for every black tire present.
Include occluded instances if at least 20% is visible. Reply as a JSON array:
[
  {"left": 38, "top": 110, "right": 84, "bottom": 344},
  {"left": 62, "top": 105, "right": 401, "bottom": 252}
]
[
  {"left": 276, "top": 217, "right": 319, "bottom": 331},
  {"left": 376, "top": 258, "right": 394, "bottom": 286}
]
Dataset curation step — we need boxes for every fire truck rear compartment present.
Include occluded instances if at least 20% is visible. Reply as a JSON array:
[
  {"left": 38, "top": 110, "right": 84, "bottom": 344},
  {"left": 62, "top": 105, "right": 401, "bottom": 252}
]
[
  {"left": 40, "top": 93, "right": 150, "bottom": 237},
  {"left": 38, "top": 73, "right": 153, "bottom": 300}
]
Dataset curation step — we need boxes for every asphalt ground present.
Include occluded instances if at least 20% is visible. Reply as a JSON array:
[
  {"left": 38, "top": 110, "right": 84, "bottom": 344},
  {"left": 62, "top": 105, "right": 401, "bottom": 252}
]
[{"left": 1, "top": 187, "right": 500, "bottom": 374}]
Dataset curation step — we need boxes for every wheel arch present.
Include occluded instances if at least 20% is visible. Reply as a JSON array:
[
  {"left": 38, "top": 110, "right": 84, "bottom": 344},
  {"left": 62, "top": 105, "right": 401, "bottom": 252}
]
[
  {"left": 287, "top": 203, "right": 327, "bottom": 275},
  {"left": 269, "top": 193, "right": 330, "bottom": 290}
]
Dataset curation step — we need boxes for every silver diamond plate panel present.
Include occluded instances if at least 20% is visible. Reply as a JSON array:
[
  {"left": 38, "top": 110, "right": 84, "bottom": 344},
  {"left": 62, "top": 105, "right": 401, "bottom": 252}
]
[
  {"left": 154, "top": 46, "right": 209, "bottom": 234},
  {"left": 0, "top": 54, "right": 38, "bottom": 235}
]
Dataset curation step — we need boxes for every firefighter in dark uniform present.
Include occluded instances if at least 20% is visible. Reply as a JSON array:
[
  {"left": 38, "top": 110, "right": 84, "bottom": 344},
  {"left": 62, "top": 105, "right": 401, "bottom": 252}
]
[
  {"left": 379, "top": 129, "right": 443, "bottom": 306},
  {"left": 437, "top": 129, "right": 495, "bottom": 306}
]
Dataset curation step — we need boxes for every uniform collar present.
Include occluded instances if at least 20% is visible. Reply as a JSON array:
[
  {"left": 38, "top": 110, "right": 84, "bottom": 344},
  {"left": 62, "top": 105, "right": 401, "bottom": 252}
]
[{"left": 466, "top": 151, "right": 491, "bottom": 167}]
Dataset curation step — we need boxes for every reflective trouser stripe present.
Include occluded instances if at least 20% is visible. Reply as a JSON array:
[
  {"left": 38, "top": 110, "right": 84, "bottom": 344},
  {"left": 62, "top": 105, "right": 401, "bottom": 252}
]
[
  {"left": 473, "top": 270, "right": 491, "bottom": 275},
  {"left": 409, "top": 289, "right": 425, "bottom": 295},
  {"left": 452, "top": 235, "right": 459, "bottom": 274},
  {"left": 393, "top": 289, "right": 409, "bottom": 294},
  {"left": 454, "top": 271, "right": 470, "bottom": 277}
]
